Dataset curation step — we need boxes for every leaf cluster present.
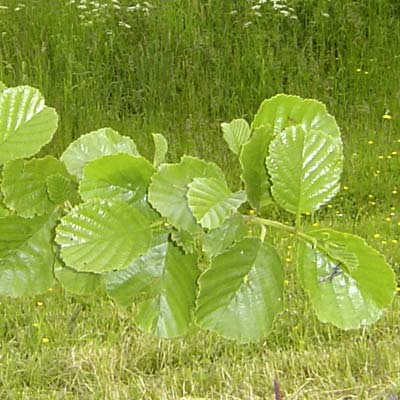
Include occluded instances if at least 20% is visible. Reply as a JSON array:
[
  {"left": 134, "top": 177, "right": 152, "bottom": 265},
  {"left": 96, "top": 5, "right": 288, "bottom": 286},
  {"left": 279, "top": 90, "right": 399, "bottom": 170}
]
[{"left": 0, "top": 84, "right": 396, "bottom": 342}]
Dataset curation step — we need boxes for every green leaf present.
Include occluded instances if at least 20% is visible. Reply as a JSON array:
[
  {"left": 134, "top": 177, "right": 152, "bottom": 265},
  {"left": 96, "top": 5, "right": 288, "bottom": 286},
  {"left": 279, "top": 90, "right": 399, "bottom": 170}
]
[
  {"left": 60, "top": 127, "right": 139, "bottom": 179},
  {"left": 0, "top": 214, "right": 56, "bottom": 297},
  {"left": 152, "top": 133, "right": 168, "bottom": 167},
  {"left": 0, "top": 82, "right": 6, "bottom": 93},
  {"left": 0, "top": 215, "right": 41, "bottom": 257},
  {"left": 170, "top": 229, "right": 197, "bottom": 254},
  {"left": 187, "top": 177, "right": 246, "bottom": 230},
  {"left": 2, "top": 156, "right": 71, "bottom": 217},
  {"left": 54, "top": 258, "right": 103, "bottom": 295},
  {"left": 266, "top": 126, "right": 343, "bottom": 215},
  {"left": 46, "top": 173, "right": 80, "bottom": 205},
  {"left": 0, "top": 86, "right": 58, "bottom": 163},
  {"left": 79, "top": 154, "right": 155, "bottom": 203},
  {"left": 240, "top": 124, "right": 274, "bottom": 213},
  {"left": 148, "top": 156, "right": 225, "bottom": 233},
  {"left": 221, "top": 119, "right": 251, "bottom": 155},
  {"left": 106, "top": 234, "right": 199, "bottom": 338},
  {"left": 55, "top": 199, "right": 152, "bottom": 273},
  {"left": 202, "top": 214, "right": 248, "bottom": 258},
  {"left": 297, "top": 228, "right": 396, "bottom": 329},
  {"left": 0, "top": 205, "right": 9, "bottom": 217},
  {"left": 252, "top": 94, "right": 340, "bottom": 139},
  {"left": 195, "top": 237, "right": 284, "bottom": 342},
  {"left": 0, "top": 192, "right": 9, "bottom": 217}
]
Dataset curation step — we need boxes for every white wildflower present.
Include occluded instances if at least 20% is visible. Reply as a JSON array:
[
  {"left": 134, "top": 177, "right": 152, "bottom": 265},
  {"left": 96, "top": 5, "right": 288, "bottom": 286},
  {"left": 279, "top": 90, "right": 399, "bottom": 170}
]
[
  {"left": 243, "top": 21, "right": 252, "bottom": 28},
  {"left": 119, "top": 21, "right": 131, "bottom": 29}
]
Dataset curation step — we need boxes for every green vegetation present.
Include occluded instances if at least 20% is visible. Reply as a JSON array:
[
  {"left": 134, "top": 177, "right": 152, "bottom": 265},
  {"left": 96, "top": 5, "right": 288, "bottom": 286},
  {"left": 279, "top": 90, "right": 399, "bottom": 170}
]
[{"left": 1, "top": 0, "right": 400, "bottom": 398}]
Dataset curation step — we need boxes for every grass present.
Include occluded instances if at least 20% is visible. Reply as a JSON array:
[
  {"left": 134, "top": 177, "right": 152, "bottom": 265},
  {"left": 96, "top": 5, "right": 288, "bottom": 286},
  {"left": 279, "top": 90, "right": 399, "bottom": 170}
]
[{"left": 1, "top": 0, "right": 400, "bottom": 398}]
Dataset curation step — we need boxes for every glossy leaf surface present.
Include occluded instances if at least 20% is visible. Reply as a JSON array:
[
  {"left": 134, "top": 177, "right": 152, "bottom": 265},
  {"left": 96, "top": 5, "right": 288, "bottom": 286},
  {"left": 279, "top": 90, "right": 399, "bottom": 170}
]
[
  {"left": 55, "top": 200, "right": 152, "bottom": 273},
  {"left": 106, "top": 234, "right": 199, "bottom": 338},
  {"left": 79, "top": 154, "right": 154, "bottom": 203},
  {"left": 46, "top": 174, "right": 80, "bottom": 205},
  {"left": 61, "top": 128, "right": 139, "bottom": 179},
  {"left": 148, "top": 156, "right": 225, "bottom": 233},
  {"left": 54, "top": 259, "right": 103, "bottom": 295},
  {"left": 2, "top": 156, "right": 70, "bottom": 217},
  {"left": 221, "top": 119, "right": 251, "bottom": 155},
  {"left": 195, "top": 238, "right": 284, "bottom": 342},
  {"left": 0, "top": 86, "right": 58, "bottom": 163},
  {"left": 297, "top": 228, "right": 396, "bottom": 329},
  {"left": 202, "top": 214, "right": 248, "bottom": 258},
  {"left": 187, "top": 177, "right": 246, "bottom": 230},
  {"left": 240, "top": 124, "right": 274, "bottom": 212},
  {"left": 152, "top": 133, "right": 168, "bottom": 167},
  {"left": 266, "top": 126, "right": 343, "bottom": 215},
  {"left": 252, "top": 94, "right": 340, "bottom": 139},
  {"left": 0, "top": 214, "right": 55, "bottom": 297}
]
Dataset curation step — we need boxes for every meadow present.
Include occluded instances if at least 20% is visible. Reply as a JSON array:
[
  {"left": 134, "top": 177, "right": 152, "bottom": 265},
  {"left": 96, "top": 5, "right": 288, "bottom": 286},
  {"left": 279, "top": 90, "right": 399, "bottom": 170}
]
[{"left": 0, "top": 0, "right": 400, "bottom": 398}]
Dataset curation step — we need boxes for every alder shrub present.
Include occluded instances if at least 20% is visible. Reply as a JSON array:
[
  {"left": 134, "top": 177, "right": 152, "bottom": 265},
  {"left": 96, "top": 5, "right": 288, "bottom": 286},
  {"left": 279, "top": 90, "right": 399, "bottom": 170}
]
[{"left": 0, "top": 82, "right": 396, "bottom": 342}]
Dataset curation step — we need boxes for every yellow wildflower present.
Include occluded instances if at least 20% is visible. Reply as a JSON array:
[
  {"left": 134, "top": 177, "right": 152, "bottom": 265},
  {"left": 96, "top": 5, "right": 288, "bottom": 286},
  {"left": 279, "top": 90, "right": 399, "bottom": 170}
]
[
  {"left": 383, "top": 113, "right": 392, "bottom": 120},
  {"left": 42, "top": 338, "right": 49, "bottom": 344},
  {"left": 37, "top": 301, "right": 44, "bottom": 307},
  {"left": 367, "top": 140, "right": 374, "bottom": 145},
  {"left": 373, "top": 233, "right": 381, "bottom": 239}
]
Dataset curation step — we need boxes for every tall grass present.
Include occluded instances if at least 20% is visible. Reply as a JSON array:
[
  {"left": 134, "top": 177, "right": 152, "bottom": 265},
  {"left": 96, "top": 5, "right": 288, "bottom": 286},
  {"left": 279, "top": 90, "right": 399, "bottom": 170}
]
[
  {"left": 1, "top": 1, "right": 399, "bottom": 153},
  {"left": 1, "top": 0, "right": 399, "bottom": 205}
]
